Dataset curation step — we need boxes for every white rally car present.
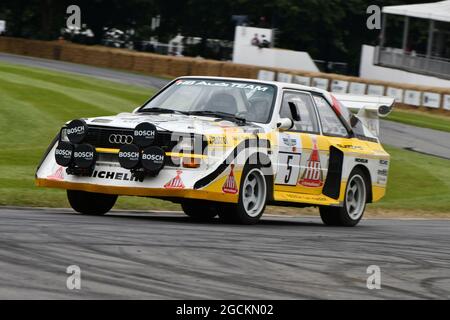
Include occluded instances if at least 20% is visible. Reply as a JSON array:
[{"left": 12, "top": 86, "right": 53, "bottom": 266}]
[{"left": 36, "top": 77, "right": 394, "bottom": 226}]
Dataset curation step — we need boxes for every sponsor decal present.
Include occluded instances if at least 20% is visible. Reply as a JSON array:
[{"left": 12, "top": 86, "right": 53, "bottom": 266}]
[
  {"left": 377, "top": 176, "right": 387, "bottom": 184},
  {"left": 47, "top": 166, "right": 65, "bottom": 181},
  {"left": 299, "top": 136, "right": 323, "bottom": 188},
  {"left": 279, "top": 133, "right": 301, "bottom": 154},
  {"left": 91, "top": 170, "right": 144, "bottom": 182},
  {"left": 355, "top": 158, "right": 368, "bottom": 164},
  {"left": 377, "top": 169, "right": 388, "bottom": 177},
  {"left": 282, "top": 137, "right": 297, "bottom": 147},
  {"left": 164, "top": 170, "right": 185, "bottom": 189},
  {"left": 208, "top": 136, "right": 228, "bottom": 145},
  {"left": 222, "top": 165, "right": 238, "bottom": 194},
  {"left": 379, "top": 159, "right": 389, "bottom": 166},
  {"left": 337, "top": 144, "right": 363, "bottom": 150},
  {"left": 176, "top": 80, "right": 270, "bottom": 92}
]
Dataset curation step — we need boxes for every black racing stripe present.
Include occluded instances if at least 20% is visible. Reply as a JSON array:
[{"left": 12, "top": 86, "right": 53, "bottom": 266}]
[{"left": 193, "top": 139, "right": 270, "bottom": 190}]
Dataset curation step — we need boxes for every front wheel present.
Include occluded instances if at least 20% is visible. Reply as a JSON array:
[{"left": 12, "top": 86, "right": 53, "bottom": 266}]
[
  {"left": 218, "top": 165, "right": 268, "bottom": 225},
  {"left": 67, "top": 190, "right": 117, "bottom": 215},
  {"left": 320, "top": 168, "right": 368, "bottom": 227}
]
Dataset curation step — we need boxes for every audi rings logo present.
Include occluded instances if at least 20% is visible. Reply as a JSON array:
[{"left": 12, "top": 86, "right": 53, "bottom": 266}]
[{"left": 109, "top": 134, "right": 133, "bottom": 145}]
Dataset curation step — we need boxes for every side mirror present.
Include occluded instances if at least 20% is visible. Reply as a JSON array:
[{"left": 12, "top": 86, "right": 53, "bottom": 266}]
[{"left": 277, "top": 118, "right": 294, "bottom": 131}]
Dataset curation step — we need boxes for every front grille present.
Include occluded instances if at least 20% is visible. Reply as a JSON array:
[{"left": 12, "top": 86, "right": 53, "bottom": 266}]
[
  {"left": 84, "top": 125, "right": 177, "bottom": 150},
  {"left": 85, "top": 125, "right": 207, "bottom": 167}
]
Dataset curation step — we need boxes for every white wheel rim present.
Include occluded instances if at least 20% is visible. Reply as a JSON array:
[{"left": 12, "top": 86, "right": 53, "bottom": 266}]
[
  {"left": 242, "top": 168, "right": 267, "bottom": 218},
  {"left": 345, "top": 174, "right": 366, "bottom": 220}
]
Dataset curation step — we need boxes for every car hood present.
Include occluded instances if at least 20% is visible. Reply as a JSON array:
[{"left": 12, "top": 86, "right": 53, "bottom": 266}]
[{"left": 83, "top": 112, "right": 264, "bottom": 135}]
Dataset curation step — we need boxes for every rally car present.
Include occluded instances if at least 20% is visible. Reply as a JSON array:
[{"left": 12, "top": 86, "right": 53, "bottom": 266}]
[{"left": 36, "top": 76, "right": 394, "bottom": 226}]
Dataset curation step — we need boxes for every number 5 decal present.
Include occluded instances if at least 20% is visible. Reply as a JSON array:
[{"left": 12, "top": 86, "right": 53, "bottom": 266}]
[{"left": 275, "top": 153, "right": 301, "bottom": 186}]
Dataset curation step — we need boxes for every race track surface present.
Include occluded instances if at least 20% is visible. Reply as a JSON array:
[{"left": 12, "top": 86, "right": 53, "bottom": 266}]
[
  {"left": 0, "top": 52, "right": 169, "bottom": 89},
  {"left": 380, "top": 120, "right": 450, "bottom": 159},
  {"left": 0, "top": 207, "right": 449, "bottom": 299}
]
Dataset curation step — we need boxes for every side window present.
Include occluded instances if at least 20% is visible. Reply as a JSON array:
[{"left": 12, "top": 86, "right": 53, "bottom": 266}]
[
  {"left": 313, "top": 96, "right": 349, "bottom": 137},
  {"left": 279, "top": 91, "right": 319, "bottom": 133}
]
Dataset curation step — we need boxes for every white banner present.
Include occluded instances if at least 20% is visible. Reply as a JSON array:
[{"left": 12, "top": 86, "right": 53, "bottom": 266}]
[
  {"left": 293, "top": 75, "right": 311, "bottom": 86},
  {"left": 312, "top": 78, "right": 329, "bottom": 90},
  {"left": 404, "top": 90, "right": 421, "bottom": 106},
  {"left": 257, "top": 70, "right": 275, "bottom": 81},
  {"left": 367, "top": 85, "right": 384, "bottom": 96},
  {"left": 386, "top": 87, "right": 404, "bottom": 103},
  {"left": 348, "top": 82, "right": 367, "bottom": 95},
  {"left": 422, "top": 92, "right": 441, "bottom": 109},
  {"left": 444, "top": 95, "right": 450, "bottom": 111},
  {"left": 277, "top": 72, "right": 293, "bottom": 83},
  {"left": 331, "top": 80, "right": 349, "bottom": 93}
]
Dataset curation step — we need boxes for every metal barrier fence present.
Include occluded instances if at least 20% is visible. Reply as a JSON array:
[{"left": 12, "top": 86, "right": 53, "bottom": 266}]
[{"left": 376, "top": 47, "right": 450, "bottom": 80}]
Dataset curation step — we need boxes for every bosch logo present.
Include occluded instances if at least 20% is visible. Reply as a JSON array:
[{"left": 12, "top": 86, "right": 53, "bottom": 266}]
[
  {"left": 74, "top": 151, "right": 94, "bottom": 158},
  {"left": 134, "top": 130, "right": 155, "bottom": 137},
  {"left": 55, "top": 149, "right": 72, "bottom": 157},
  {"left": 67, "top": 126, "right": 85, "bottom": 135},
  {"left": 109, "top": 134, "right": 134, "bottom": 145},
  {"left": 142, "top": 153, "right": 164, "bottom": 161},
  {"left": 118, "top": 151, "right": 139, "bottom": 159}
]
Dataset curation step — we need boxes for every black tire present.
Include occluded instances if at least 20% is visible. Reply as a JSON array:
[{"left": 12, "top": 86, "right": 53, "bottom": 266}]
[
  {"left": 67, "top": 190, "right": 117, "bottom": 215},
  {"left": 218, "top": 164, "right": 268, "bottom": 225},
  {"left": 181, "top": 200, "right": 218, "bottom": 221},
  {"left": 320, "top": 168, "right": 368, "bottom": 227}
]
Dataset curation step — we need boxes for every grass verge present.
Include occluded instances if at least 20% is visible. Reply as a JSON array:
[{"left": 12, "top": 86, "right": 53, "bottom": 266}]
[{"left": 386, "top": 108, "right": 450, "bottom": 133}]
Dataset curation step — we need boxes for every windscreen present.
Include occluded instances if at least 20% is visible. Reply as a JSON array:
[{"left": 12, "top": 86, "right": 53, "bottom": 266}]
[{"left": 140, "top": 79, "right": 276, "bottom": 123}]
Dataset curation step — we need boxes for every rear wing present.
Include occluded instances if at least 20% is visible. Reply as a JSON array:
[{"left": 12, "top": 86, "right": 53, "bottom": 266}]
[{"left": 332, "top": 93, "right": 395, "bottom": 137}]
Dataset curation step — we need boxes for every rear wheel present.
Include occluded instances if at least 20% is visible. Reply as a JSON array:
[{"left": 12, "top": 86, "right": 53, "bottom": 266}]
[
  {"left": 218, "top": 165, "right": 268, "bottom": 225},
  {"left": 181, "top": 201, "right": 218, "bottom": 221},
  {"left": 320, "top": 168, "right": 368, "bottom": 227},
  {"left": 67, "top": 190, "right": 117, "bottom": 215}
]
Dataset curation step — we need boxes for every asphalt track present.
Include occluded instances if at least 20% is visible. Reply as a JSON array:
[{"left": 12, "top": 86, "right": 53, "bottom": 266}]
[
  {"left": 1, "top": 52, "right": 450, "bottom": 158},
  {"left": 0, "top": 207, "right": 449, "bottom": 299}
]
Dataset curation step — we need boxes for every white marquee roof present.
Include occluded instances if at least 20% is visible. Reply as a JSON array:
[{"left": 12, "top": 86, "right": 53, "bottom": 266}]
[{"left": 383, "top": 0, "right": 450, "bottom": 23}]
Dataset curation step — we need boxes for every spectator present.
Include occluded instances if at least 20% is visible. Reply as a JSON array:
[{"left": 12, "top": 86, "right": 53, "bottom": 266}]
[
  {"left": 251, "top": 33, "right": 260, "bottom": 47},
  {"left": 259, "top": 35, "right": 271, "bottom": 48}
]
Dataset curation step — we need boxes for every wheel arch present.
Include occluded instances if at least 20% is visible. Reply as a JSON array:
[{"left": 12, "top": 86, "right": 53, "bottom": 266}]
[{"left": 351, "top": 164, "right": 373, "bottom": 203}]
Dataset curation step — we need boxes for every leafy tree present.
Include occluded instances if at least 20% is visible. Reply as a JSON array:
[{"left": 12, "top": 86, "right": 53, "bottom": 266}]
[{"left": 0, "top": 0, "right": 432, "bottom": 74}]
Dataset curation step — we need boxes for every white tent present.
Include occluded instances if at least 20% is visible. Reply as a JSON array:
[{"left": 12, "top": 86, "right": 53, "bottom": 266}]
[{"left": 382, "top": 0, "right": 450, "bottom": 23}]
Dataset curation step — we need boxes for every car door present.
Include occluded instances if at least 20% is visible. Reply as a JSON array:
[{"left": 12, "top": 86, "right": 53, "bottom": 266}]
[
  {"left": 312, "top": 94, "right": 353, "bottom": 198},
  {"left": 274, "top": 90, "right": 329, "bottom": 196}
]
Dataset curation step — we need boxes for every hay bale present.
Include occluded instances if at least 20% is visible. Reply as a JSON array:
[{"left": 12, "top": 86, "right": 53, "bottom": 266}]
[
  {"left": 110, "top": 50, "right": 135, "bottom": 70},
  {"left": 191, "top": 59, "right": 224, "bottom": 76},
  {"left": 5, "top": 38, "right": 27, "bottom": 55},
  {"left": 220, "top": 63, "right": 259, "bottom": 79},
  {"left": 132, "top": 53, "right": 154, "bottom": 74},
  {"left": 167, "top": 57, "right": 197, "bottom": 77},
  {"left": 0, "top": 37, "right": 8, "bottom": 52}
]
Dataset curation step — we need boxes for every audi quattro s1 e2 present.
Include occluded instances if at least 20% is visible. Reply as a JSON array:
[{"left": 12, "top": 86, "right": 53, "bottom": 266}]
[{"left": 36, "top": 76, "right": 394, "bottom": 226}]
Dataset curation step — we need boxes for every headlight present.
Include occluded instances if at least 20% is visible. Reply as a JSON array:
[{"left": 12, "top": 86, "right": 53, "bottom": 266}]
[{"left": 60, "top": 128, "right": 69, "bottom": 142}]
